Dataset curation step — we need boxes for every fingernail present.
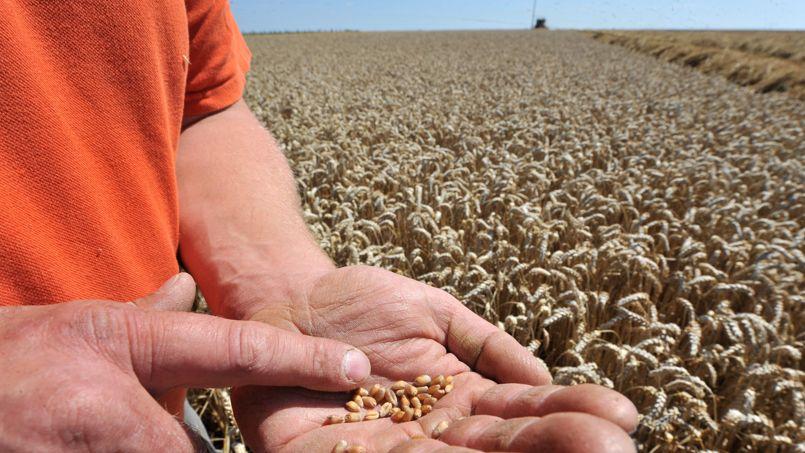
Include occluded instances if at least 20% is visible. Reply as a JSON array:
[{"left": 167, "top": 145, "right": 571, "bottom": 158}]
[{"left": 343, "top": 349, "right": 370, "bottom": 382}]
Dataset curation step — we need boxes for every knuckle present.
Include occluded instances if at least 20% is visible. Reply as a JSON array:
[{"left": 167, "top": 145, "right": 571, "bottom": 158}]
[
  {"left": 309, "top": 340, "right": 331, "bottom": 377},
  {"left": 53, "top": 302, "right": 143, "bottom": 370},
  {"left": 228, "top": 323, "right": 265, "bottom": 374},
  {"left": 58, "top": 301, "right": 130, "bottom": 344}
]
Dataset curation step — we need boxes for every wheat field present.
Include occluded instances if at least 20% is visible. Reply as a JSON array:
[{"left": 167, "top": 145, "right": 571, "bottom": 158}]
[
  {"left": 194, "top": 30, "right": 804, "bottom": 452},
  {"left": 590, "top": 31, "right": 805, "bottom": 100}
]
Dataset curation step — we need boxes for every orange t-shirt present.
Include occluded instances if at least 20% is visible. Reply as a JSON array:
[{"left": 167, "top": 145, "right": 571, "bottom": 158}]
[{"left": 0, "top": 0, "right": 251, "bottom": 306}]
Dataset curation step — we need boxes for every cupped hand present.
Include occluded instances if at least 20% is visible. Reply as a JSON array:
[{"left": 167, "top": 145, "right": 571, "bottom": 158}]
[
  {"left": 233, "top": 266, "right": 637, "bottom": 452},
  {"left": 0, "top": 273, "right": 370, "bottom": 452}
]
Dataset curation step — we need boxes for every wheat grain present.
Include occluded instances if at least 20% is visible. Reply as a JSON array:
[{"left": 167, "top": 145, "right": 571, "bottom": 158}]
[
  {"left": 345, "top": 401, "right": 361, "bottom": 413},
  {"left": 345, "top": 413, "right": 363, "bottom": 423},
  {"left": 332, "top": 440, "right": 348, "bottom": 453},
  {"left": 324, "top": 376, "right": 456, "bottom": 426}
]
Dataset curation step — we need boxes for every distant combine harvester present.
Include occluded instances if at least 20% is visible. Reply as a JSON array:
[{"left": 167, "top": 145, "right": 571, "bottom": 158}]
[{"left": 534, "top": 18, "right": 547, "bottom": 29}]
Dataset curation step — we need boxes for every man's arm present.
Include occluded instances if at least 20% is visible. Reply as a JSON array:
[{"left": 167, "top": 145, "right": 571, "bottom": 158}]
[{"left": 177, "top": 99, "right": 334, "bottom": 321}]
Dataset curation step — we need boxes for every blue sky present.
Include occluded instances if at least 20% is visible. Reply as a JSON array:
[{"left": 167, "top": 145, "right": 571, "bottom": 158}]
[{"left": 230, "top": 0, "right": 805, "bottom": 33}]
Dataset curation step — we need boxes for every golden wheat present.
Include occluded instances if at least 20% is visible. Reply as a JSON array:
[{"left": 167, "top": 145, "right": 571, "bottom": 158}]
[
  {"left": 590, "top": 31, "right": 805, "bottom": 100},
  {"left": 191, "top": 30, "right": 803, "bottom": 452}
]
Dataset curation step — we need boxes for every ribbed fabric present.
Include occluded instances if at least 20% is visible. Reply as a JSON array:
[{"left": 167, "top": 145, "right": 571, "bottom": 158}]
[{"left": 0, "top": 0, "right": 251, "bottom": 306}]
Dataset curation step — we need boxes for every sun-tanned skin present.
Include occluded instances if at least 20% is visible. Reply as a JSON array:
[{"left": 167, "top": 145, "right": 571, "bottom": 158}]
[
  {"left": 0, "top": 274, "right": 372, "bottom": 451},
  {"left": 178, "top": 100, "right": 639, "bottom": 452}
]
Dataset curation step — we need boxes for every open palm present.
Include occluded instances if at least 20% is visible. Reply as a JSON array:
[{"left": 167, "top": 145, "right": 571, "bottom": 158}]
[{"left": 232, "top": 266, "right": 636, "bottom": 452}]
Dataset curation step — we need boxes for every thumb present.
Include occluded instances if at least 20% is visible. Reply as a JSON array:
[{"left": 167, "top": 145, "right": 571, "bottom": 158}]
[
  {"left": 129, "top": 310, "right": 372, "bottom": 392},
  {"left": 132, "top": 273, "right": 197, "bottom": 312},
  {"left": 444, "top": 298, "right": 552, "bottom": 386}
]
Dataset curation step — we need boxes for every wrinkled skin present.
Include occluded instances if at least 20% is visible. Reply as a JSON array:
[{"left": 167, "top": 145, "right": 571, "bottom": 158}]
[
  {"left": 233, "top": 266, "right": 638, "bottom": 452},
  {"left": 0, "top": 274, "right": 371, "bottom": 452}
]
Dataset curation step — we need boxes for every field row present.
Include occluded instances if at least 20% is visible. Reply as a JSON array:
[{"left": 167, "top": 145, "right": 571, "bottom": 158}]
[{"left": 590, "top": 30, "right": 805, "bottom": 100}]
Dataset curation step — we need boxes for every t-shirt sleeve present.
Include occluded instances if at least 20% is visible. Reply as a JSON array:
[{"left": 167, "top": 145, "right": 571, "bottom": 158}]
[{"left": 183, "top": 0, "right": 252, "bottom": 117}]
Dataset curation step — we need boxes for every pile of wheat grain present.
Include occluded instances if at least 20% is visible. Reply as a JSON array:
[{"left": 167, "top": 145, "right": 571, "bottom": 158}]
[{"left": 210, "top": 30, "right": 805, "bottom": 452}]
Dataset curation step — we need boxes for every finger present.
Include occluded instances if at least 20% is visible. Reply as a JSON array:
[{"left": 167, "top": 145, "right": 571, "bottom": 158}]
[
  {"left": 474, "top": 384, "right": 638, "bottom": 433},
  {"left": 423, "top": 372, "right": 494, "bottom": 416},
  {"left": 389, "top": 439, "right": 482, "bottom": 453},
  {"left": 131, "top": 273, "right": 197, "bottom": 312},
  {"left": 440, "top": 298, "right": 551, "bottom": 386},
  {"left": 127, "top": 310, "right": 370, "bottom": 392},
  {"left": 439, "top": 413, "right": 636, "bottom": 453}
]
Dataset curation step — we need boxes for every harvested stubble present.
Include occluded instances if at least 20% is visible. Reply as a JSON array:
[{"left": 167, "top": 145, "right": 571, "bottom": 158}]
[
  {"left": 589, "top": 31, "right": 805, "bottom": 100},
  {"left": 185, "top": 30, "right": 805, "bottom": 452},
  {"left": 325, "top": 376, "right": 452, "bottom": 425}
]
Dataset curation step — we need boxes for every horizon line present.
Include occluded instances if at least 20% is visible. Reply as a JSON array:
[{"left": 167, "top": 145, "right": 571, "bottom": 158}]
[{"left": 241, "top": 27, "right": 805, "bottom": 34}]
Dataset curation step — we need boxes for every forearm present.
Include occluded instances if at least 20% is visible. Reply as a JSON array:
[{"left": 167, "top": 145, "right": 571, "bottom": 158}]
[{"left": 177, "top": 99, "right": 334, "bottom": 320}]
